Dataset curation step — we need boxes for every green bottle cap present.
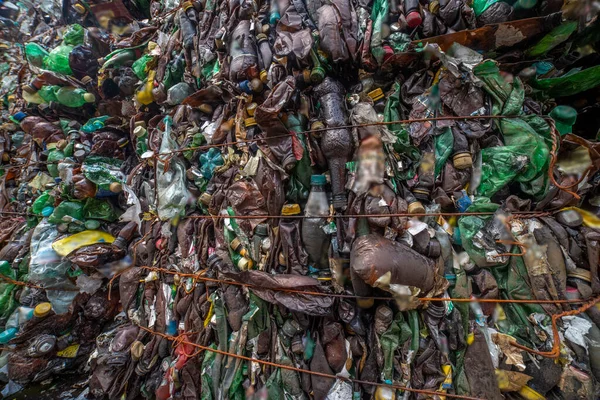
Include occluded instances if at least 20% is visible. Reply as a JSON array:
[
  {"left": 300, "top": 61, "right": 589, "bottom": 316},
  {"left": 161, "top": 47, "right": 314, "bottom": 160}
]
[
  {"left": 549, "top": 105, "right": 577, "bottom": 135},
  {"left": 84, "top": 219, "right": 101, "bottom": 230},
  {"left": 310, "top": 66, "right": 325, "bottom": 84}
]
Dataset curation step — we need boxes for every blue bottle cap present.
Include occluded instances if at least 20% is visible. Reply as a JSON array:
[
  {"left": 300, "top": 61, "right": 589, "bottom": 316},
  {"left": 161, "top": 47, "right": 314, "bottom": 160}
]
[
  {"left": 239, "top": 80, "right": 253, "bottom": 94},
  {"left": 41, "top": 206, "right": 54, "bottom": 217},
  {"left": 310, "top": 175, "right": 326, "bottom": 185},
  {"left": 12, "top": 111, "right": 26, "bottom": 122},
  {"left": 269, "top": 12, "right": 280, "bottom": 25}
]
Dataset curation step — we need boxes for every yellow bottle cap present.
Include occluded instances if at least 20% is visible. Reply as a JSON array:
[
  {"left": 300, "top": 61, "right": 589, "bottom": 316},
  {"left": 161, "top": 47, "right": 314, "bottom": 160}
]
[
  {"left": 109, "top": 182, "right": 123, "bottom": 193},
  {"left": 281, "top": 204, "right": 301, "bottom": 216},
  {"left": 198, "top": 103, "right": 213, "bottom": 114},
  {"left": 246, "top": 102, "right": 258, "bottom": 116},
  {"left": 238, "top": 257, "right": 251, "bottom": 270},
  {"left": 83, "top": 93, "right": 96, "bottom": 103},
  {"left": 230, "top": 237, "right": 242, "bottom": 251},
  {"left": 453, "top": 152, "right": 473, "bottom": 170},
  {"left": 260, "top": 70, "right": 268, "bottom": 83},
  {"left": 368, "top": 88, "right": 384, "bottom": 102},
  {"left": 199, "top": 192, "right": 212, "bottom": 206},
  {"left": 182, "top": 1, "right": 194, "bottom": 10},
  {"left": 73, "top": 3, "right": 86, "bottom": 14},
  {"left": 34, "top": 302, "right": 52, "bottom": 318},
  {"left": 278, "top": 252, "right": 287, "bottom": 266},
  {"left": 244, "top": 117, "right": 257, "bottom": 127},
  {"left": 357, "top": 298, "right": 375, "bottom": 309},
  {"left": 466, "top": 332, "right": 475, "bottom": 345},
  {"left": 131, "top": 341, "right": 145, "bottom": 360},
  {"left": 408, "top": 201, "right": 425, "bottom": 214}
]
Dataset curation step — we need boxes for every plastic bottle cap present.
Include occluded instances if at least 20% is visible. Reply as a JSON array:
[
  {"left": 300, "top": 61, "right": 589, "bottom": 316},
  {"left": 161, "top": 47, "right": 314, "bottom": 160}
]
[
  {"left": 453, "top": 152, "right": 473, "bottom": 170},
  {"left": 73, "top": 3, "right": 86, "bottom": 14},
  {"left": 311, "top": 121, "right": 325, "bottom": 133},
  {"left": 367, "top": 88, "right": 384, "bottom": 102},
  {"left": 182, "top": 1, "right": 193, "bottom": 10},
  {"left": 237, "top": 257, "right": 251, "bottom": 270},
  {"left": 239, "top": 80, "right": 253, "bottom": 94},
  {"left": 256, "top": 33, "right": 267, "bottom": 42},
  {"left": 357, "top": 298, "right": 375, "bottom": 309},
  {"left": 83, "top": 93, "right": 96, "bottom": 103},
  {"left": 406, "top": 11, "right": 423, "bottom": 28},
  {"left": 230, "top": 237, "right": 242, "bottom": 251},
  {"left": 244, "top": 117, "right": 257, "bottom": 127},
  {"left": 133, "top": 126, "right": 147, "bottom": 138},
  {"left": 81, "top": 76, "right": 92, "bottom": 85},
  {"left": 567, "top": 268, "right": 591, "bottom": 283},
  {"left": 281, "top": 204, "right": 301, "bottom": 216},
  {"left": 110, "top": 182, "right": 123, "bottom": 193},
  {"left": 310, "top": 175, "right": 327, "bottom": 186},
  {"left": 310, "top": 66, "right": 325, "bottom": 84},
  {"left": 198, "top": 103, "right": 213, "bottom": 114},
  {"left": 250, "top": 78, "right": 264, "bottom": 93},
  {"left": 12, "top": 111, "right": 26, "bottom": 122},
  {"left": 259, "top": 70, "right": 268, "bottom": 83},
  {"left": 408, "top": 201, "right": 425, "bottom": 214},
  {"left": 278, "top": 252, "right": 287, "bottom": 266},
  {"left": 246, "top": 102, "right": 258, "bottom": 116},
  {"left": 549, "top": 105, "right": 577, "bottom": 135},
  {"left": 85, "top": 219, "right": 101, "bottom": 230},
  {"left": 199, "top": 192, "right": 212, "bottom": 206},
  {"left": 429, "top": 0, "right": 440, "bottom": 13},
  {"left": 34, "top": 302, "right": 52, "bottom": 318},
  {"left": 269, "top": 12, "right": 280, "bottom": 25}
]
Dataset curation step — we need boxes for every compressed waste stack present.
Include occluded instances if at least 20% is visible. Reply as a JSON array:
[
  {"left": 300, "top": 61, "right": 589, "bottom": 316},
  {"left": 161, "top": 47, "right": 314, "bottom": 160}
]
[{"left": 0, "top": 0, "right": 600, "bottom": 398}]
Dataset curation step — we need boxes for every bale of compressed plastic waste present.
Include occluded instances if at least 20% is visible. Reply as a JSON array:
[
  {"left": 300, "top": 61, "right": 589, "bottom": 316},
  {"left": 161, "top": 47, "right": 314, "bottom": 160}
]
[{"left": 1, "top": 0, "right": 600, "bottom": 399}]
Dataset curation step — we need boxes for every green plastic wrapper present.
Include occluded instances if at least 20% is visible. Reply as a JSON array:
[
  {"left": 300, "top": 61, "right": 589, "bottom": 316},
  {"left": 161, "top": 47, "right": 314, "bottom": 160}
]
[
  {"left": 83, "top": 198, "right": 117, "bottom": 221},
  {"left": 380, "top": 312, "right": 412, "bottom": 381},
  {"left": 82, "top": 156, "right": 124, "bottom": 189},
  {"left": 457, "top": 198, "right": 500, "bottom": 267},
  {"left": 132, "top": 54, "right": 153, "bottom": 80},
  {"left": 435, "top": 127, "right": 453, "bottom": 177},
  {"left": 531, "top": 65, "right": 600, "bottom": 98},
  {"left": 471, "top": 0, "right": 499, "bottom": 17},
  {"left": 25, "top": 43, "right": 49, "bottom": 68},
  {"left": 526, "top": 21, "right": 578, "bottom": 57},
  {"left": 48, "top": 201, "right": 84, "bottom": 224},
  {"left": 474, "top": 60, "right": 552, "bottom": 199},
  {"left": 32, "top": 191, "right": 55, "bottom": 214},
  {"left": 370, "top": 0, "right": 388, "bottom": 65},
  {"left": 384, "top": 82, "right": 420, "bottom": 180}
]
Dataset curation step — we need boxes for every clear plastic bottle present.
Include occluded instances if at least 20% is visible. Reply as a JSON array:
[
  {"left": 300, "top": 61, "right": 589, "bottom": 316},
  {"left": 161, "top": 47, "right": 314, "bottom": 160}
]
[
  {"left": 301, "top": 175, "right": 330, "bottom": 272},
  {"left": 0, "top": 306, "right": 34, "bottom": 344}
]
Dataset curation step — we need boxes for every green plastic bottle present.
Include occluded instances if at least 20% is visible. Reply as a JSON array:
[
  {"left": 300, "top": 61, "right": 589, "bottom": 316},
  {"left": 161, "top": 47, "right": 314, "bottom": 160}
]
[
  {"left": 55, "top": 87, "right": 95, "bottom": 107},
  {"left": 45, "top": 44, "right": 74, "bottom": 75},
  {"left": 38, "top": 85, "right": 60, "bottom": 103}
]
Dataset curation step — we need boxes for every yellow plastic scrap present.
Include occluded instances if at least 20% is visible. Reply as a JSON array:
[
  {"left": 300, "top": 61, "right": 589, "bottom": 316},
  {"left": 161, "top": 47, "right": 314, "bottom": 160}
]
[{"left": 52, "top": 230, "right": 116, "bottom": 256}]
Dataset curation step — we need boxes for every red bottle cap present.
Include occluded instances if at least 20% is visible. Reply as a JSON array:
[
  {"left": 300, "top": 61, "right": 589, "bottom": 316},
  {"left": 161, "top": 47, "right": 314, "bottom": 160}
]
[{"left": 406, "top": 11, "right": 422, "bottom": 28}]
